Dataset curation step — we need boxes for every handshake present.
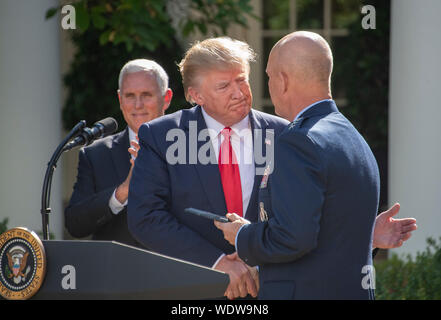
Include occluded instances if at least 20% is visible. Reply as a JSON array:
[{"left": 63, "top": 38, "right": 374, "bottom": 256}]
[
  {"left": 184, "top": 209, "right": 258, "bottom": 299},
  {"left": 212, "top": 213, "right": 258, "bottom": 300},
  {"left": 185, "top": 210, "right": 258, "bottom": 300},
  {"left": 214, "top": 251, "right": 259, "bottom": 300}
]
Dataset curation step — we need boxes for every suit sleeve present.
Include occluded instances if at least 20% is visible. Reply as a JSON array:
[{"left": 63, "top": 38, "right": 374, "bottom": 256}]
[
  {"left": 64, "top": 148, "right": 118, "bottom": 238},
  {"left": 128, "top": 124, "right": 225, "bottom": 267},
  {"left": 237, "top": 130, "right": 326, "bottom": 266}
]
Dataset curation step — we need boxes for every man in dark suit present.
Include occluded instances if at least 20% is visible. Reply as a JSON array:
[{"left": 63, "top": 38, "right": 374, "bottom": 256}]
[
  {"left": 128, "top": 37, "right": 289, "bottom": 299},
  {"left": 215, "top": 31, "right": 398, "bottom": 299},
  {"left": 65, "top": 59, "right": 172, "bottom": 247}
]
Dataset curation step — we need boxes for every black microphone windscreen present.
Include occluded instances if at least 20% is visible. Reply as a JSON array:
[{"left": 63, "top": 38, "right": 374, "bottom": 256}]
[{"left": 95, "top": 117, "right": 118, "bottom": 136}]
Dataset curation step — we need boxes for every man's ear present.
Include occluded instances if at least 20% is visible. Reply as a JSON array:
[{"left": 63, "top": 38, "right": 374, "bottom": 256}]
[
  {"left": 117, "top": 89, "right": 123, "bottom": 110},
  {"left": 163, "top": 88, "right": 173, "bottom": 111},
  {"left": 187, "top": 87, "right": 204, "bottom": 106},
  {"left": 280, "top": 71, "right": 289, "bottom": 94}
]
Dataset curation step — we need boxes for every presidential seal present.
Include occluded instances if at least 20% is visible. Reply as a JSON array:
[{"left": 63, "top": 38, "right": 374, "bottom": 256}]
[{"left": 0, "top": 227, "right": 46, "bottom": 300}]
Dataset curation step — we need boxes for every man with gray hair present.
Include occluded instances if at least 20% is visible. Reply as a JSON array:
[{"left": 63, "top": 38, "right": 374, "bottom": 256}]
[{"left": 65, "top": 59, "right": 172, "bottom": 246}]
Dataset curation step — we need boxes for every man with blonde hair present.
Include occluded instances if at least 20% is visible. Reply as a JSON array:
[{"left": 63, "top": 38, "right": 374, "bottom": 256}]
[{"left": 128, "top": 37, "right": 289, "bottom": 299}]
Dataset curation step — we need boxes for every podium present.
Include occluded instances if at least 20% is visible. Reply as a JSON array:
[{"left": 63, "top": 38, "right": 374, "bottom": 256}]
[{"left": 32, "top": 240, "right": 228, "bottom": 300}]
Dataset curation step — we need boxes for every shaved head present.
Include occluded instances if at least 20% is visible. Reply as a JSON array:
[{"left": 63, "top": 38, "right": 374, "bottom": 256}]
[
  {"left": 272, "top": 31, "right": 333, "bottom": 88},
  {"left": 266, "top": 31, "right": 333, "bottom": 120}
]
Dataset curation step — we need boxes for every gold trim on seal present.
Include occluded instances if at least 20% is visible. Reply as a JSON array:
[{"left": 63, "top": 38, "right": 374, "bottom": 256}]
[{"left": 0, "top": 227, "right": 47, "bottom": 300}]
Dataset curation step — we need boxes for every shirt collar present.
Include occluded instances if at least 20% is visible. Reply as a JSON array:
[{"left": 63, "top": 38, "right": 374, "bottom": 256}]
[
  {"left": 128, "top": 127, "right": 136, "bottom": 142},
  {"left": 201, "top": 106, "right": 250, "bottom": 138},
  {"left": 293, "top": 99, "right": 334, "bottom": 122}
]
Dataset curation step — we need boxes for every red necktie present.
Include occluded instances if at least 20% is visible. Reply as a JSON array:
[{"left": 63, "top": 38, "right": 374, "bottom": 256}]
[{"left": 218, "top": 127, "right": 243, "bottom": 217}]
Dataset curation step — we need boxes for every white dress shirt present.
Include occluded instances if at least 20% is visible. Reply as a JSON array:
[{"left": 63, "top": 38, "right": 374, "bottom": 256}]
[
  {"left": 201, "top": 108, "right": 255, "bottom": 216},
  {"left": 201, "top": 108, "right": 255, "bottom": 268},
  {"left": 108, "top": 128, "right": 136, "bottom": 215}
]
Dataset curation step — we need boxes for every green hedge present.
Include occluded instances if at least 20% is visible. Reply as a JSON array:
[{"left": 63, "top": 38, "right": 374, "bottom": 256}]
[{"left": 375, "top": 237, "right": 441, "bottom": 300}]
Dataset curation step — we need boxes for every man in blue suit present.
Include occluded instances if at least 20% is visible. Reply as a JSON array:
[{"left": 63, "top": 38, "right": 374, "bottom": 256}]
[
  {"left": 128, "top": 37, "right": 289, "bottom": 299},
  {"left": 216, "top": 31, "right": 384, "bottom": 299}
]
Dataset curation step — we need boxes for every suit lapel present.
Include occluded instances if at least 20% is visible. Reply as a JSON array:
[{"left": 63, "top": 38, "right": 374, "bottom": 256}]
[
  {"left": 185, "top": 106, "right": 227, "bottom": 214},
  {"left": 110, "top": 128, "right": 131, "bottom": 184},
  {"left": 184, "top": 107, "right": 272, "bottom": 218}
]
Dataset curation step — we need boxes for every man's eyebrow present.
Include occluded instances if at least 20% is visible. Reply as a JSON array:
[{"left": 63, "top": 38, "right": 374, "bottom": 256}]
[{"left": 215, "top": 81, "right": 229, "bottom": 87}]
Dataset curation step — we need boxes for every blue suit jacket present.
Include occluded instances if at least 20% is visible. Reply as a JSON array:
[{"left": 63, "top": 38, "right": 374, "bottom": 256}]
[
  {"left": 128, "top": 106, "right": 289, "bottom": 267},
  {"left": 237, "top": 100, "right": 380, "bottom": 299}
]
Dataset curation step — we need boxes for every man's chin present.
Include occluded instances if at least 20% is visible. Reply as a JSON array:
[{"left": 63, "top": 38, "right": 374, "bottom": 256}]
[
  {"left": 240, "top": 106, "right": 251, "bottom": 118},
  {"left": 231, "top": 102, "right": 251, "bottom": 115},
  {"left": 131, "top": 119, "right": 149, "bottom": 131},
  {"left": 228, "top": 108, "right": 250, "bottom": 125}
]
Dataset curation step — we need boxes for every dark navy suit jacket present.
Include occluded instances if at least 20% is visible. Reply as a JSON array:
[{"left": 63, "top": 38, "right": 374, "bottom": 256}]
[
  {"left": 65, "top": 128, "right": 142, "bottom": 247},
  {"left": 237, "top": 100, "right": 380, "bottom": 299},
  {"left": 128, "top": 106, "right": 289, "bottom": 267}
]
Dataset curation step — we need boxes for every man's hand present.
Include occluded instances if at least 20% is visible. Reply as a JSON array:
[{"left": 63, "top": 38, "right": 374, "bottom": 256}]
[
  {"left": 214, "top": 213, "right": 250, "bottom": 246},
  {"left": 128, "top": 137, "right": 140, "bottom": 166},
  {"left": 373, "top": 203, "right": 417, "bottom": 249},
  {"left": 115, "top": 136, "right": 140, "bottom": 203},
  {"left": 226, "top": 252, "right": 259, "bottom": 293},
  {"left": 214, "top": 253, "right": 258, "bottom": 300}
]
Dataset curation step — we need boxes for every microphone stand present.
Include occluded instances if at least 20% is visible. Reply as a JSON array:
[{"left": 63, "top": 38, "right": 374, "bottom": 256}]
[{"left": 41, "top": 120, "right": 86, "bottom": 240}]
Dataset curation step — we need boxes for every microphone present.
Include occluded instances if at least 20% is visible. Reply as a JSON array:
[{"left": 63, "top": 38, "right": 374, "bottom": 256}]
[{"left": 64, "top": 117, "right": 118, "bottom": 151}]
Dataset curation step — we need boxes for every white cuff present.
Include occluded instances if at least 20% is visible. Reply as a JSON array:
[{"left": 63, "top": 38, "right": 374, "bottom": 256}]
[
  {"left": 235, "top": 224, "right": 246, "bottom": 253},
  {"left": 108, "top": 188, "right": 127, "bottom": 215},
  {"left": 212, "top": 254, "right": 226, "bottom": 269}
]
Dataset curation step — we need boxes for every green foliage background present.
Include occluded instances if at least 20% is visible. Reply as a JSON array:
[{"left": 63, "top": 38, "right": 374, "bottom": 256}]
[
  {"left": 260, "top": 0, "right": 390, "bottom": 207},
  {"left": 47, "top": 0, "right": 255, "bottom": 130},
  {"left": 261, "top": 0, "right": 389, "bottom": 151},
  {"left": 61, "top": 29, "right": 188, "bottom": 132},
  {"left": 332, "top": 0, "right": 390, "bottom": 208},
  {"left": 334, "top": 0, "right": 390, "bottom": 151},
  {"left": 375, "top": 238, "right": 441, "bottom": 300},
  {"left": 51, "top": 0, "right": 389, "bottom": 154}
]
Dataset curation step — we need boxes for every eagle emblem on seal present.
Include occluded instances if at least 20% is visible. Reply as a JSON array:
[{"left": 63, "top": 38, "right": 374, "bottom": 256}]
[{"left": 6, "top": 246, "right": 29, "bottom": 281}]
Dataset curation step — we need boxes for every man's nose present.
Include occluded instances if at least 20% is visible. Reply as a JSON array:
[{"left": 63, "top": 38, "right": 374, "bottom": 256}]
[
  {"left": 135, "top": 96, "right": 143, "bottom": 109},
  {"left": 232, "top": 83, "right": 244, "bottom": 100}
]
